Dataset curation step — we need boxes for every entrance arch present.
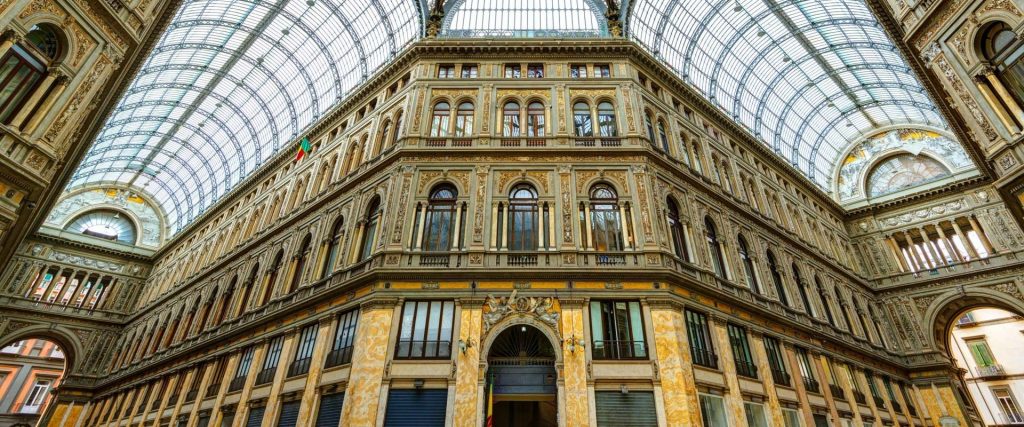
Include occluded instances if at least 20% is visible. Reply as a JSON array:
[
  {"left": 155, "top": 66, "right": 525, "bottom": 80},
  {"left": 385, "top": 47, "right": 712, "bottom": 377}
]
[
  {"left": 0, "top": 338, "right": 68, "bottom": 426},
  {"left": 924, "top": 288, "right": 1024, "bottom": 356},
  {"left": 481, "top": 320, "right": 562, "bottom": 427}
]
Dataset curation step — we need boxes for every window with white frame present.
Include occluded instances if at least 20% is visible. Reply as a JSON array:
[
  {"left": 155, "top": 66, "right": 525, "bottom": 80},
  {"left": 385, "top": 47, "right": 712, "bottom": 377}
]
[
  {"left": 782, "top": 408, "right": 802, "bottom": 427},
  {"left": 21, "top": 378, "right": 52, "bottom": 413},
  {"left": 994, "top": 387, "right": 1024, "bottom": 423},
  {"left": 699, "top": 393, "right": 728, "bottom": 427},
  {"left": 744, "top": 402, "right": 769, "bottom": 427}
]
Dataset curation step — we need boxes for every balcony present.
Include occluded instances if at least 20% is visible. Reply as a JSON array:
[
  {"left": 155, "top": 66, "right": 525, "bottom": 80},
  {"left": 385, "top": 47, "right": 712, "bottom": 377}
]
[
  {"left": 227, "top": 376, "right": 246, "bottom": 392},
  {"left": 873, "top": 396, "right": 886, "bottom": 408},
  {"left": 591, "top": 340, "right": 648, "bottom": 360},
  {"left": 325, "top": 346, "right": 354, "bottom": 368},
  {"left": 770, "top": 368, "right": 791, "bottom": 387},
  {"left": 185, "top": 390, "right": 198, "bottom": 402},
  {"left": 507, "top": 253, "right": 538, "bottom": 266},
  {"left": 829, "top": 384, "right": 845, "bottom": 399},
  {"left": 974, "top": 364, "right": 1006, "bottom": 378},
  {"left": 254, "top": 368, "right": 276, "bottom": 385},
  {"left": 803, "top": 377, "right": 820, "bottom": 393},
  {"left": 735, "top": 360, "right": 758, "bottom": 379},
  {"left": 691, "top": 348, "right": 718, "bottom": 370},
  {"left": 573, "top": 137, "right": 621, "bottom": 147},
  {"left": 853, "top": 390, "right": 866, "bottom": 405},
  {"left": 287, "top": 358, "right": 312, "bottom": 377},
  {"left": 418, "top": 254, "right": 451, "bottom": 267}
]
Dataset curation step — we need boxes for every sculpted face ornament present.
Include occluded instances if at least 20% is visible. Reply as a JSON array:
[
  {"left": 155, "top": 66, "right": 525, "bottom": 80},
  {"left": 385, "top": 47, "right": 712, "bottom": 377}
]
[{"left": 483, "top": 290, "right": 560, "bottom": 332}]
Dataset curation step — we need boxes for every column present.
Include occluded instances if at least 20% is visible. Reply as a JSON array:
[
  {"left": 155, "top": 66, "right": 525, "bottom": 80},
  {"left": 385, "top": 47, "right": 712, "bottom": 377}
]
[
  {"left": 750, "top": 332, "right": 785, "bottom": 427},
  {"left": 296, "top": 321, "right": 333, "bottom": 424},
  {"left": 559, "top": 298, "right": 590, "bottom": 427},
  {"left": 9, "top": 70, "right": 59, "bottom": 129},
  {"left": 22, "top": 73, "right": 69, "bottom": 134},
  {"left": 340, "top": 299, "right": 398, "bottom": 427},
  {"left": 934, "top": 224, "right": 962, "bottom": 264},
  {"left": 451, "top": 299, "right": 484, "bottom": 427},
  {"left": 536, "top": 205, "right": 545, "bottom": 250},
  {"left": 917, "top": 227, "right": 943, "bottom": 266},
  {"left": 884, "top": 236, "right": 909, "bottom": 272},
  {"left": 548, "top": 204, "right": 556, "bottom": 250},
  {"left": 648, "top": 300, "right": 702, "bottom": 426},
  {"left": 839, "top": 365, "right": 865, "bottom": 426},
  {"left": 583, "top": 203, "right": 593, "bottom": 250},
  {"left": 500, "top": 203, "right": 509, "bottom": 250},
  {"left": 452, "top": 202, "right": 463, "bottom": 250},
  {"left": 619, "top": 204, "right": 631, "bottom": 250},
  {"left": 261, "top": 334, "right": 297, "bottom": 426},
  {"left": 967, "top": 215, "right": 995, "bottom": 255},
  {"left": 489, "top": 203, "right": 499, "bottom": 249},
  {"left": 709, "top": 316, "right": 745, "bottom": 425},
  {"left": 349, "top": 222, "right": 365, "bottom": 264},
  {"left": 982, "top": 67, "right": 1024, "bottom": 126},
  {"left": 950, "top": 219, "right": 980, "bottom": 260},
  {"left": 901, "top": 232, "right": 926, "bottom": 270},
  {"left": 783, "top": 344, "right": 815, "bottom": 427},
  {"left": 415, "top": 204, "right": 427, "bottom": 250},
  {"left": 974, "top": 74, "right": 1021, "bottom": 132},
  {"left": 0, "top": 30, "right": 20, "bottom": 54}
]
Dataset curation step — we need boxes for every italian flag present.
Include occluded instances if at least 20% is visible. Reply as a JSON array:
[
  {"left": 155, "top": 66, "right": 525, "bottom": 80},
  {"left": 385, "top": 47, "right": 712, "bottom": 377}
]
[
  {"left": 486, "top": 379, "right": 494, "bottom": 427},
  {"left": 295, "top": 137, "right": 311, "bottom": 161}
]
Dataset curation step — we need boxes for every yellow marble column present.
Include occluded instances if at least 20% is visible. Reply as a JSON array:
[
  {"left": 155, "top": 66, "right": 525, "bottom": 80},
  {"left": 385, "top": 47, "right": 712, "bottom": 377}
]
[
  {"left": 919, "top": 381, "right": 969, "bottom": 427},
  {"left": 296, "top": 320, "right": 334, "bottom": 424},
  {"left": 814, "top": 354, "right": 841, "bottom": 425},
  {"left": 341, "top": 298, "right": 398, "bottom": 427},
  {"left": 648, "top": 301, "right": 702, "bottom": 426},
  {"left": 452, "top": 299, "right": 484, "bottom": 427},
  {"left": 197, "top": 354, "right": 236, "bottom": 427},
  {"left": 262, "top": 334, "right": 298, "bottom": 427},
  {"left": 749, "top": 333, "right": 785, "bottom": 427},
  {"left": 168, "top": 369, "right": 195, "bottom": 426},
  {"left": 560, "top": 299, "right": 590, "bottom": 427},
  {"left": 782, "top": 344, "right": 814, "bottom": 427},
  {"left": 709, "top": 316, "right": 746, "bottom": 426},
  {"left": 22, "top": 73, "right": 69, "bottom": 135},
  {"left": 232, "top": 345, "right": 267, "bottom": 427}
]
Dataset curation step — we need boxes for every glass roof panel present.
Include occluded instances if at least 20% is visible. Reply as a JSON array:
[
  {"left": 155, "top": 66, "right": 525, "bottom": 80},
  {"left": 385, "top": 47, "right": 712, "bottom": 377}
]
[
  {"left": 442, "top": 0, "right": 607, "bottom": 38},
  {"left": 69, "top": 0, "right": 421, "bottom": 232},
  {"left": 629, "top": 0, "right": 953, "bottom": 187}
]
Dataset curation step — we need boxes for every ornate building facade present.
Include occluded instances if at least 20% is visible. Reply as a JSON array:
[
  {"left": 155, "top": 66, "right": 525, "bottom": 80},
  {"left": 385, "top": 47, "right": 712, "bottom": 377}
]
[{"left": 0, "top": 0, "right": 1023, "bottom": 426}]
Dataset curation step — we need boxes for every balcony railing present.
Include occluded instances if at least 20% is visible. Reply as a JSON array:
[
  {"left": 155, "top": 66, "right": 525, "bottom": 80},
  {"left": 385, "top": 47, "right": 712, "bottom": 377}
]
[
  {"left": 419, "top": 254, "right": 450, "bottom": 267},
  {"left": 974, "top": 364, "right": 1006, "bottom": 377},
  {"left": 167, "top": 393, "right": 179, "bottom": 406},
  {"left": 691, "top": 348, "right": 718, "bottom": 369},
  {"left": 591, "top": 340, "right": 648, "bottom": 360},
  {"left": 394, "top": 340, "right": 452, "bottom": 359},
  {"left": 853, "top": 390, "right": 866, "bottom": 405},
  {"left": 891, "top": 401, "right": 901, "bottom": 413},
  {"left": 735, "top": 360, "right": 758, "bottom": 379},
  {"left": 184, "top": 390, "right": 198, "bottom": 402},
  {"left": 507, "top": 253, "right": 538, "bottom": 266},
  {"left": 595, "top": 254, "right": 627, "bottom": 265},
  {"left": 287, "top": 358, "right": 312, "bottom": 377},
  {"left": 907, "top": 403, "right": 917, "bottom": 416},
  {"left": 573, "top": 137, "right": 621, "bottom": 147},
  {"left": 873, "top": 396, "right": 886, "bottom": 408},
  {"left": 803, "top": 377, "right": 820, "bottom": 393},
  {"left": 829, "top": 384, "right": 845, "bottom": 399},
  {"left": 770, "top": 368, "right": 791, "bottom": 386},
  {"left": 227, "top": 376, "right": 246, "bottom": 392},
  {"left": 325, "top": 346, "right": 354, "bottom": 368},
  {"left": 206, "top": 382, "right": 221, "bottom": 398},
  {"left": 254, "top": 368, "right": 276, "bottom": 385}
]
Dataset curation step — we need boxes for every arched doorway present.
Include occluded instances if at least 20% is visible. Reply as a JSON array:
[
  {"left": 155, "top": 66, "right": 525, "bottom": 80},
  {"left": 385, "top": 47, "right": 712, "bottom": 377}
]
[
  {"left": 947, "top": 306, "right": 1024, "bottom": 426},
  {"left": 0, "top": 338, "right": 66, "bottom": 426},
  {"left": 487, "top": 324, "right": 558, "bottom": 427}
]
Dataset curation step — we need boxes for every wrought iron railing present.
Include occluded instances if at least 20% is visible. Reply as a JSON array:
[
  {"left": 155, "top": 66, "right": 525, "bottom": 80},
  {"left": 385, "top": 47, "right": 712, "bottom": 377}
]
[
  {"left": 287, "top": 358, "right": 312, "bottom": 377},
  {"left": 829, "top": 384, "right": 845, "bottom": 399},
  {"left": 691, "top": 348, "right": 718, "bottom": 369},
  {"left": 803, "top": 377, "right": 820, "bottom": 393},
  {"left": 974, "top": 364, "right": 1005, "bottom": 377},
  {"left": 873, "top": 396, "right": 886, "bottom": 408},
  {"left": 853, "top": 390, "right": 866, "bottom": 405},
  {"left": 595, "top": 254, "right": 627, "bottom": 265},
  {"left": 227, "top": 376, "right": 246, "bottom": 392},
  {"left": 591, "top": 340, "right": 648, "bottom": 360},
  {"left": 770, "top": 368, "right": 791, "bottom": 386},
  {"left": 325, "top": 346, "right": 354, "bottom": 368},
  {"left": 185, "top": 389, "right": 198, "bottom": 402},
  {"left": 254, "top": 368, "right": 276, "bottom": 385},
  {"left": 735, "top": 360, "right": 758, "bottom": 379},
  {"left": 205, "top": 382, "right": 221, "bottom": 398},
  {"left": 419, "top": 254, "right": 450, "bottom": 267}
]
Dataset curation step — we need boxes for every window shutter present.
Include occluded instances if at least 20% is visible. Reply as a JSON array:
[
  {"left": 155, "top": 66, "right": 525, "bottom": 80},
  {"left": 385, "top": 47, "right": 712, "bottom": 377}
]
[
  {"left": 277, "top": 401, "right": 300, "bottom": 427},
  {"left": 383, "top": 389, "right": 447, "bottom": 427},
  {"left": 245, "top": 406, "right": 265, "bottom": 427},
  {"left": 315, "top": 393, "right": 345, "bottom": 427},
  {"left": 595, "top": 391, "right": 657, "bottom": 426}
]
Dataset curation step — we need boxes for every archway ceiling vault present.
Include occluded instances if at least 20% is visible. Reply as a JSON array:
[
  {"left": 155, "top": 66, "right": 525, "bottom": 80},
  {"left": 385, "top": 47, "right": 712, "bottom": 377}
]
[{"left": 67, "top": 0, "right": 954, "bottom": 237}]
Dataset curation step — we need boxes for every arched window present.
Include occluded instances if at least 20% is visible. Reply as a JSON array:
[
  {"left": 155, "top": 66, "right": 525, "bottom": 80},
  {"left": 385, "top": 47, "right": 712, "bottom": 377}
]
[
  {"left": 359, "top": 198, "right": 381, "bottom": 261},
  {"left": 454, "top": 102, "right": 474, "bottom": 137},
  {"left": 263, "top": 250, "right": 284, "bottom": 304},
  {"left": 424, "top": 185, "right": 458, "bottom": 252},
  {"left": 237, "top": 264, "right": 259, "bottom": 317},
  {"left": 645, "top": 114, "right": 656, "bottom": 145},
  {"left": 322, "top": 216, "right": 344, "bottom": 278},
  {"left": 737, "top": 235, "right": 758, "bottom": 293},
  {"left": 25, "top": 25, "right": 61, "bottom": 60},
  {"left": 65, "top": 209, "right": 137, "bottom": 244},
  {"left": 666, "top": 198, "right": 688, "bottom": 261},
  {"left": 793, "top": 263, "right": 814, "bottom": 316},
  {"left": 508, "top": 184, "right": 539, "bottom": 251},
  {"left": 503, "top": 102, "right": 521, "bottom": 137},
  {"left": 598, "top": 102, "right": 617, "bottom": 137},
  {"left": 215, "top": 276, "right": 237, "bottom": 325},
  {"left": 704, "top": 216, "right": 725, "bottom": 278},
  {"left": 590, "top": 184, "right": 623, "bottom": 251},
  {"left": 573, "top": 102, "right": 593, "bottom": 136},
  {"left": 390, "top": 111, "right": 403, "bottom": 148},
  {"left": 430, "top": 102, "right": 451, "bottom": 137},
  {"left": 866, "top": 154, "right": 950, "bottom": 198},
  {"left": 374, "top": 120, "right": 390, "bottom": 156},
  {"left": 527, "top": 101, "right": 545, "bottom": 137},
  {"left": 290, "top": 234, "right": 312, "bottom": 292},
  {"left": 815, "top": 276, "right": 836, "bottom": 326},
  {"left": 657, "top": 121, "right": 670, "bottom": 152},
  {"left": 766, "top": 250, "right": 788, "bottom": 306},
  {"left": 980, "top": 21, "right": 1024, "bottom": 107}
]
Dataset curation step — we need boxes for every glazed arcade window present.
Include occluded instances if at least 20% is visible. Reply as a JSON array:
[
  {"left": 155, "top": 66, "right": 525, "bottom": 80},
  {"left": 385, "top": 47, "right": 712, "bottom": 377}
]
[
  {"left": 737, "top": 235, "right": 758, "bottom": 293},
  {"left": 573, "top": 102, "right": 593, "bottom": 137},
  {"left": 326, "top": 309, "right": 359, "bottom": 368},
  {"left": 502, "top": 102, "right": 521, "bottom": 136},
  {"left": 666, "top": 198, "right": 689, "bottom": 262},
  {"left": 0, "top": 46, "right": 45, "bottom": 123},
  {"left": 255, "top": 336, "right": 284, "bottom": 385},
  {"left": 588, "top": 184, "right": 624, "bottom": 252},
  {"left": 423, "top": 185, "right": 458, "bottom": 252},
  {"left": 796, "top": 346, "right": 819, "bottom": 393},
  {"left": 685, "top": 309, "right": 717, "bottom": 369},
  {"left": 994, "top": 387, "right": 1024, "bottom": 423},
  {"left": 507, "top": 184, "right": 539, "bottom": 251},
  {"left": 504, "top": 64, "right": 521, "bottom": 78},
  {"left": 288, "top": 323, "right": 318, "bottom": 377},
  {"left": 590, "top": 300, "right": 647, "bottom": 359},
  {"left": 228, "top": 346, "right": 255, "bottom": 392},
  {"left": 705, "top": 216, "right": 726, "bottom": 279},
  {"left": 763, "top": 336, "right": 790, "bottom": 386},
  {"left": 395, "top": 300, "right": 455, "bottom": 359},
  {"left": 744, "top": 402, "right": 769, "bottom": 427},
  {"left": 359, "top": 198, "right": 381, "bottom": 261},
  {"left": 436, "top": 64, "right": 455, "bottom": 78},
  {"left": 727, "top": 324, "right": 757, "bottom": 379}
]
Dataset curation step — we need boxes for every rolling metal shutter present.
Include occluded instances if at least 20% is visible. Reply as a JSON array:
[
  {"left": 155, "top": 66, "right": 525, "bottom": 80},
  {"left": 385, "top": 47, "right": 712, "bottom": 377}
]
[
  {"left": 595, "top": 391, "right": 658, "bottom": 427},
  {"left": 813, "top": 414, "right": 830, "bottom": 427},
  {"left": 196, "top": 414, "right": 210, "bottom": 427},
  {"left": 315, "top": 393, "right": 345, "bottom": 427},
  {"left": 383, "top": 389, "right": 448, "bottom": 427},
  {"left": 277, "top": 401, "right": 300, "bottom": 427},
  {"left": 245, "top": 406, "right": 265, "bottom": 427}
]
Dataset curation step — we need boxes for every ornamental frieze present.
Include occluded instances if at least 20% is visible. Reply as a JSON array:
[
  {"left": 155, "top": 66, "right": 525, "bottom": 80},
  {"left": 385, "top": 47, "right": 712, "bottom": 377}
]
[
  {"left": 482, "top": 291, "right": 559, "bottom": 332},
  {"left": 876, "top": 199, "right": 966, "bottom": 228},
  {"left": 495, "top": 88, "right": 550, "bottom": 101}
]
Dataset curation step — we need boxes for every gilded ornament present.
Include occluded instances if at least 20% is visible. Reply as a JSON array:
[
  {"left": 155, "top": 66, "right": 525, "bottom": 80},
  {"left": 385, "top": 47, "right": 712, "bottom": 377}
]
[{"left": 482, "top": 291, "right": 559, "bottom": 332}]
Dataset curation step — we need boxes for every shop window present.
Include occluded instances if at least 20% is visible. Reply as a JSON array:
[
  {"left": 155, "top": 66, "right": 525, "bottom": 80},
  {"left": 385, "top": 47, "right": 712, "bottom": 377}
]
[{"left": 589, "top": 300, "right": 647, "bottom": 359}]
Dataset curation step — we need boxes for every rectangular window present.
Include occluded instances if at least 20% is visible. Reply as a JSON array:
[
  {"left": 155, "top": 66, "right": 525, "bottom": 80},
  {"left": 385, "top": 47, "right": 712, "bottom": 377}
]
[
  {"left": 570, "top": 64, "right": 588, "bottom": 78},
  {"left": 436, "top": 64, "right": 455, "bottom": 78},
  {"left": 288, "top": 323, "right": 318, "bottom": 377},
  {"left": 595, "top": 64, "right": 611, "bottom": 78},
  {"left": 744, "top": 402, "right": 769, "bottom": 427},
  {"left": 994, "top": 387, "right": 1024, "bottom": 423},
  {"left": 782, "top": 408, "right": 802, "bottom": 427},
  {"left": 589, "top": 300, "right": 647, "bottom": 359},
  {"left": 229, "top": 347, "right": 255, "bottom": 391},
  {"left": 504, "top": 64, "right": 521, "bottom": 78},
  {"left": 727, "top": 324, "right": 757, "bottom": 378},
  {"left": 527, "top": 63, "right": 544, "bottom": 78},
  {"left": 256, "top": 336, "right": 284, "bottom": 385},
  {"left": 685, "top": 309, "right": 717, "bottom": 369},
  {"left": 763, "top": 336, "right": 790, "bottom": 386},
  {"left": 395, "top": 300, "right": 455, "bottom": 359},
  {"left": 966, "top": 338, "right": 997, "bottom": 367},
  {"left": 864, "top": 370, "right": 884, "bottom": 408},
  {"left": 796, "top": 347, "right": 819, "bottom": 393},
  {"left": 699, "top": 393, "right": 728, "bottom": 427},
  {"left": 460, "top": 64, "right": 478, "bottom": 78},
  {"left": 326, "top": 309, "right": 359, "bottom": 368},
  {"left": 21, "top": 379, "right": 51, "bottom": 413}
]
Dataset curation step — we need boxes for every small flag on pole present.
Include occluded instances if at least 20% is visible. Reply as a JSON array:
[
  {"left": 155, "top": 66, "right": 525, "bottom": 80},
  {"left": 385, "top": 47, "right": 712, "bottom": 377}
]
[
  {"left": 486, "top": 377, "right": 494, "bottom": 427},
  {"left": 295, "top": 137, "right": 311, "bottom": 161}
]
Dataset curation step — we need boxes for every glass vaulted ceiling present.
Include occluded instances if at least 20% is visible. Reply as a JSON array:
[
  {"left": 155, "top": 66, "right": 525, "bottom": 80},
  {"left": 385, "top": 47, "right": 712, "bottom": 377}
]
[
  {"left": 629, "top": 0, "right": 946, "bottom": 185},
  {"left": 69, "top": 0, "right": 420, "bottom": 232},
  {"left": 69, "top": 0, "right": 953, "bottom": 237}
]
